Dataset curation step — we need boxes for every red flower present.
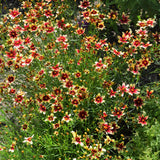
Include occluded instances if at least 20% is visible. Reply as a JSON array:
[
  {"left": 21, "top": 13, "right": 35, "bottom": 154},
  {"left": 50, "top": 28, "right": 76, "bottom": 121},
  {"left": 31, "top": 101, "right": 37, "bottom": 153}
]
[
  {"left": 71, "top": 98, "right": 79, "bottom": 106},
  {"left": 41, "top": 94, "right": 50, "bottom": 102},
  {"left": 79, "top": 0, "right": 90, "bottom": 9},
  {"left": 117, "top": 83, "right": 129, "bottom": 97},
  {"left": 128, "top": 84, "right": 140, "bottom": 96},
  {"left": 56, "top": 35, "right": 67, "bottom": 42},
  {"left": 39, "top": 104, "right": 46, "bottom": 114},
  {"left": 138, "top": 115, "right": 148, "bottom": 126},
  {"left": 119, "top": 13, "right": 130, "bottom": 24},
  {"left": 53, "top": 103, "right": 63, "bottom": 112},
  {"left": 45, "top": 114, "right": 56, "bottom": 122},
  {"left": 44, "top": 9, "right": 53, "bottom": 18},
  {"left": 134, "top": 97, "right": 143, "bottom": 108},
  {"left": 132, "top": 39, "right": 141, "bottom": 48},
  {"left": 5, "top": 48, "right": 17, "bottom": 59},
  {"left": 112, "top": 108, "right": 124, "bottom": 119},
  {"left": 51, "top": 70, "right": 59, "bottom": 78},
  {"left": 76, "top": 28, "right": 85, "bottom": 35},
  {"left": 9, "top": 30, "right": 18, "bottom": 39},
  {"left": 60, "top": 72, "right": 69, "bottom": 81},
  {"left": 101, "top": 123, "right": 112, "bottom": 134},
  {"left": 9, "top": 8, "right": 21, "bottom": 19},
  {"left": 82, "top": 11, "right": 90, "bottom": 19},
  {"left": 109, "top": 88, "right": 116, "bottom": 98},
  {"left": 15, "top": 94, "right": 24, "bottom": 103},
  {"left": 64, "top": 80, "right": 73, "bottom": 88},
  {"left": 78, "top": 109, "right": 88, "bottom": 120},
  {"left": 146, "top": 89, "right": 154, "bottom": 98},
  {"left": 94, "top": 93, "right": 105, "bottom": 104},
  {"left": 13, "top": 39, "right": 23, "bottom": 47},
  {"left": 62, "top": 113, "right": 72, "bottom": 122},
  {"left": 7, "top": 75, "right": 15, "bottom": 83},
  {"left": 57, "top": 18, "right": 65, "bottom": 30}
]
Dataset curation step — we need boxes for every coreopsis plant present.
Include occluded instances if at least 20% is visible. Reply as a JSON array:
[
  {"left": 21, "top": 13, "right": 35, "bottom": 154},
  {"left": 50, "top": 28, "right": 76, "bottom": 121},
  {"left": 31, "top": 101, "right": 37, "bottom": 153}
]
[{"left": 0, "top": 0, "right": 159, "bottom": 159}]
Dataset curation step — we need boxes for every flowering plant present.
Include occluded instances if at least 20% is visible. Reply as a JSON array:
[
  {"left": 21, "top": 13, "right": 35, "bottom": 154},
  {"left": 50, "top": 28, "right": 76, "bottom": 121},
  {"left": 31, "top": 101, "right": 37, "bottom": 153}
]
[{"left": 0, "top": 0, "right": 159, "bottom": 159}]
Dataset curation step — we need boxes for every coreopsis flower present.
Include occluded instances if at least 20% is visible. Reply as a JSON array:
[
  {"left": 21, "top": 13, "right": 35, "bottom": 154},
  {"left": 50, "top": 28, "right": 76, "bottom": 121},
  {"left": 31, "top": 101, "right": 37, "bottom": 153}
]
[
  {"left": 146, "top": 18, "right": 156, "bottom": 27},
  {"left": 78, "top": 109, "right": 88, "bottom": 120},
  {"left": 132, "top": 39, "right": 141, "bottom": 48},
  {"left": 56, "top": 35, "right": 67, "bottom": 42},
  {"left": 15, "top": 94, "right": 24, "bottom": 103},
  {"left": 112, "top": 108, "right": 124, "bottom": 119},
  {"left": 128, "top": 64, "right": 140, "bottom": 75},
  {"left": 116, "top": 141, "right": 125, "bottom": 152},
  {"left": 45, "top": 114, "right": 56, "bottom": 122},
  {"left": 100, "top": 111, "right": 107, "bottom": 121},
  {"left": 39, "top": 104, "right": 46, "bottom": 114},
  {"left": 134, "top": 97, "right": 143, "bottom": 108},
  {"left": 59, "top": 72, "right": 69, "bottom": 81},
  {"left": 71, "top": 131, "right": 84, "bottom": 146},
  {"left": 136, "top": 28, "right": 148, "bottom": 37},
  {"left": 118, "top": 34, "right": 128, "bottom": 43},
  {"left": 76, "top": 28, "right": 85, "bottom": 35},
  {"left": 9, "top": 29, "right": 18, "bottom": 39},
  {"left": 109, "top": 88, "right": 116, "bottom": 98},
  {"left": 9, "top": 88, "right": 16, "bottom": 94},
  {"left": 46, "top": 26, "right": 55, "bottom": 33},
  {"left": 128, "top": 84, "right": 140, "bottom": 95},
  {"left": 24, "top": 37, "right": 31, "bottom": 45},
  {"left": 7, "top": 75, "right": 15, "bottom": 83},
  {"left": 79, "top": 0, "right": 90, "bottom": 9},
  {"left": 108, "top": 10, "right": 118, "bottom": 20},
  {"left": 71, "top": 98, "right": 79, "bottom": 106},
  {"left": 9, "top": 141, "right": 16, "bottom": 152},
  {"left": 30, "top": 24, "right": 38, "bottom": 32},
  {"left": 21, "top": 1, "right": 32, "bottom": 9},
  {"left": 94, "top": 93, "right": 105, "bottom": 104},
  {"left": 9, "top": 8, "right": 21, "bottom": 19},
  {"left": 53, "top": 103, "right": 63, "bottom": 113},
  {"left": 56, "top": 18, "right": 65, "bottom": 30},
  {"left": 117, "top": 83, "right": 129, "bottom": 97},
  {"left": 44, "top": 8, "right": 53, "bottom": 18},
  {"left": 64, "top": 80, "right": 73, "bottom": 88},
  {"left": 90, "top": 9, "right": 99, "bottom": 16},
  {"left": 62, "top": 112, "right": 72, "bottom": 122},
  {"left": 141, "top": 42, "right": 152, "bottom": 49},
  {"left": 97, "top": 21, "right": 105, "bottom": 30},
  {"left": 137, "top": 20, "right": 147, "bottom": 28},
  {"left": 110, "top": 122, "right": 119, "bottom": 134},
  {"left": 68, "top": 89, "right": 76, "bottom": 96},
  {"left": 138, "top": 115, "right": 148, "bottom": 126},
  {"left": 112, "top": 48, "right": 122, "bottom": 57},
  {"left": 5, "top": 48, "right": 17, "bottom": 59},
  {"left": 119, "top": 13, "right": 130, "bottom": 24},
  {"left": 140, "top": 57, "right": 151, "bottom": 69},
  {"left": 74, "top": 71, "right": 81, "bottom": 78},
  {"left": 0, "top": 147, "right": 3, "bottom": 151},
  {"left": 50, "top": 69, "right": 60, "bottom": 78},
  {"left": 53, "top": 122, "right": 60, "bottom": 129},
  {"left": 146, "top": 89, "right": 154, "bottom": 98},
  {"left": 13, "top": 38, "right": 23, "bottom": 48},
  {"left": 40, "top": 94, "right": 51, "bottom": 102},
  {"left": 24, "top": 56, "right": 33, "bottom": 65},
  {"left": 82, "top": 10, "right": 90, "bottom": 19},
  {"left": 99, "top": 13, "right": 106, "bottom": 20},
  {"left": 23, "top": 135, "right": 34, "bottom": 145},
  {"left": 22, "top": 124, "right": 28, "bottom": 131},
  {"left": 94, "top": 42, "right": 102, "bottom": 50},
  {"left": 101, "top": 123, "right": 112, "bottom": 134},
  {"left": 93, "top": 58, "right": 106, "bottom": 69}
]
